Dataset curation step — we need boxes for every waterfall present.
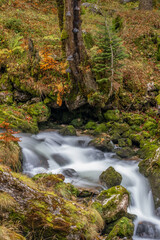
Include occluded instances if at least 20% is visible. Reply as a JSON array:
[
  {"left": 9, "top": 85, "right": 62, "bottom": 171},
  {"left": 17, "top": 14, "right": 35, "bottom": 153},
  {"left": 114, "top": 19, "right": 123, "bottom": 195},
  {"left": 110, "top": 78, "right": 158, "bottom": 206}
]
[{"left": 18, "top": 131, "right": 160, "bottom": 239}]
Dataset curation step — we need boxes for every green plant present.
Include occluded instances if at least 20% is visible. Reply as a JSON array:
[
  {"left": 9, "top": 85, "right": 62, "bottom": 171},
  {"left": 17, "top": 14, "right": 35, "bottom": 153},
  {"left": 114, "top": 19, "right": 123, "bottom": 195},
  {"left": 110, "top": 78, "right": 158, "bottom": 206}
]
[
  {"left": 4, "top": 18, "right": 23, "bottom": 33},
  {"left": 8, "top": 34, "right": 24, "bottom": 55},
  {"left": 92, "top": 17, "right": 127, "bottom": 97}
]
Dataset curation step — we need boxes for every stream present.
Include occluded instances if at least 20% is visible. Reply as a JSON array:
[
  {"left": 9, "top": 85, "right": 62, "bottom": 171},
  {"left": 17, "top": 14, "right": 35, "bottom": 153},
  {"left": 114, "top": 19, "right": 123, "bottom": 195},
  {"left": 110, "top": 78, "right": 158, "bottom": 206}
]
[{"left": 18, "top": 131, "right": 160, "bottom": 240}]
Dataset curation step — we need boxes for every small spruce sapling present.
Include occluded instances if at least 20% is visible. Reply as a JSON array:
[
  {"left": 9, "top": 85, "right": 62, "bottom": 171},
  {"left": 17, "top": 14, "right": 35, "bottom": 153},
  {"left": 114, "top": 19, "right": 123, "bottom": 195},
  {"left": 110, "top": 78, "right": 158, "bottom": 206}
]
[{"left": 92, "top": 16, "right": 127, "bottom": 98}]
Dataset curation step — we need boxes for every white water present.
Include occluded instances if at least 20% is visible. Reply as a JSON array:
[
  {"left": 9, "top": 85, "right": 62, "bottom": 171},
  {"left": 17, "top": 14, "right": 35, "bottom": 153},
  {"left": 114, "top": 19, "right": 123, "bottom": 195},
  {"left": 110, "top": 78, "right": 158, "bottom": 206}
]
[{"left": 18, "top": 131, "right": 160, "bottom": 239}]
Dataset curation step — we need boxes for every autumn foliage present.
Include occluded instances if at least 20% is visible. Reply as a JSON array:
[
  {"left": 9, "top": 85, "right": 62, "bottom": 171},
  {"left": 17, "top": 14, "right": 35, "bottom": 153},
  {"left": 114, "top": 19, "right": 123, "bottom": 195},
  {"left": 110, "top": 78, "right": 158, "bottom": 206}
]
[{"left": 0, "top": 122, "right": 21, "bottom": 145}]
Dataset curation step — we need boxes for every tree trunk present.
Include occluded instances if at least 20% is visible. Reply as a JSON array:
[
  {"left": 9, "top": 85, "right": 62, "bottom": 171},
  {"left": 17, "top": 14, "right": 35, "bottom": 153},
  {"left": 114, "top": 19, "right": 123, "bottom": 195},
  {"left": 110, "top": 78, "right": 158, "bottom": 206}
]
[
  {"left": 56, "top": 0, "right": 103, "bottom": 110},
  {"left": 139, "top": 0, "right": 153, "bottom": 10}
]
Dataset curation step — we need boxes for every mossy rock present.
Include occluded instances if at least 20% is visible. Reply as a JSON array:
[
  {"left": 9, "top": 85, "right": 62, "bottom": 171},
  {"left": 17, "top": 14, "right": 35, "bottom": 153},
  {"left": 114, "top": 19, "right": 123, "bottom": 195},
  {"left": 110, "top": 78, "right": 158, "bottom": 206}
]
[
  {"left": 130, "top": 134, "right": 144, "bottom": 147},
  {"left": 0, "top": 167, "right": 104, "bottom": 239},
  {"left": 27, "top": 102, "right": 51, "bottom": 122},
  {"left": 106, "top": 217, "right": 134, "bottom": 240},
  {"left": 123, "top": 113, "right": 145, "bottom": 126},
  {"left": 0, "top": 226, "right": 26, "bottom": 240},
  {"left": 118, "top": 138, "right": 132, "bottom": 147},
  {"left": 111, "top": 133, "right": 121, "bottom": 144},
  {"left": 85, "top": 121, "right": 97, "bottom": 130},
  {"left": 89, "top": 136, "right": 113, "bottom": 152},
  {"left": 0, "top": 91, "right": 13, "bottom": 105},
  {"left": 93, "top": 186, "right": 129, "bottom": 223},
  {"left": 156, "top": 94, "right": 160, "bottom": 105},
  {"left": 59, "top": 125, "right": 77, "bottom": 136},
  {"left": 137, "top": 141, "right": 159, "bottom": 159},
  {"left": 93, "top": 123, "right": 107, "bottom": 135},
  {"left": 99, "top": 166, "right": 122, "bottom": 188},
  {"left": 110, "top": 122, "right": 130, "bottom": 136},
  {"left": 115, "top": 147, "right": 134, "bottom": 158},
  {"left": 104, "top": 110, "right": 120, "bottom": 122},
  {"left": 139, "top": 147, "right": 160, "bottom": 209},
  {"left": 0, "top": 104, "right": 38, "bottom": 133},
  {"left": 71, "top": 118, "right": 84, "bottom": 128},
  {"left": 143, "top": 120, "right": 157, "bottom": 131}
]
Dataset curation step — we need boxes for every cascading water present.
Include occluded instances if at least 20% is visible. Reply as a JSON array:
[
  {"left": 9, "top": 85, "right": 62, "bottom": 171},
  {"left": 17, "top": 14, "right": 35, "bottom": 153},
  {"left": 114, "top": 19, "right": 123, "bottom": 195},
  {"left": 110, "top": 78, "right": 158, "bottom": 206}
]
[{"left": 18, "top": 131, "right": 160, "bottom": 240}]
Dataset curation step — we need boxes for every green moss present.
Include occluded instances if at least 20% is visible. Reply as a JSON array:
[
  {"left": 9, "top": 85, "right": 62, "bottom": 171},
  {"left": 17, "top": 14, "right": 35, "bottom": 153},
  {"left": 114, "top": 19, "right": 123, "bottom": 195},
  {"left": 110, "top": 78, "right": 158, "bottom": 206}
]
[
  {"left": 27, "top": 102, "right": 51, "bottom": 122},
  {"left": 0, "top": 74, "right": 12, "bottom": 91},
  {"left": 61, "top": 29, "right": 68, "bottom": 40},
  {"left": 107, "top": 217, "right": 134, "bottom": 240},
  {"left": 59, "top": 125, "right": 77, "bottom": 136},
  {"left": 104, "top": 110, "right": 120, "bottom": 122},
  {"left": 55, "top": 182, "right": 80, "bottom": 199},
  {"left": 123, "top": 113, "right": 145, "bottom": 126},
  {"left": 99, "top": 166, "right": 122, "bottom": 188},
  {"left": 130, "top": 134, "right": 144, "bottom": 147},
  {"left": 94, "top": 123, "right": 107, "bottom": 135},
  {"left": 85, "top": 121, "right": 97, "bottom": 130},
  {"left": 71, "top": 118, "right": 84, "bottom": 128},
  {"left": 0, "top": 104, "right": 38, "bottom": 133},
  {"left": 143, "top": 120, "right": 157, "bottom": 131},
  {"left": 138, "top": 141, "right": 159, "bottom": 159}
]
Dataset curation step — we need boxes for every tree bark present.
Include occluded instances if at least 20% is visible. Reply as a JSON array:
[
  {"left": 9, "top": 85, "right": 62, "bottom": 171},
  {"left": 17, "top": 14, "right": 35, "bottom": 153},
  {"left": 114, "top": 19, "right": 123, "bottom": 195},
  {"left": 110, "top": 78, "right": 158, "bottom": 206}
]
[{"left": 139, "top": 0, "right": 153, "bottom": 10}]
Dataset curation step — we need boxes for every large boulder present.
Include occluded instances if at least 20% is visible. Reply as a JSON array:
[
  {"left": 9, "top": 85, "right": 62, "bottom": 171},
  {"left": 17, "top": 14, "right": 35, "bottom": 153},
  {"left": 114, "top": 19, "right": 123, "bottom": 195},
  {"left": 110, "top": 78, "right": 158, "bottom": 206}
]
[
  {"left": 0, "top": 166, "right": 104, "bottom": 240},
  {"left": 99, "top": 167, "right": 122, "bottom": 188},
  {"left": 92, "top": 186, "right": 129, "bottom": 223},
  {"left": 139, "top": 147, "right": 160, "bottom": 209},
  {"left": 59, "top": 125, "right": 77, "bottom": 136}
]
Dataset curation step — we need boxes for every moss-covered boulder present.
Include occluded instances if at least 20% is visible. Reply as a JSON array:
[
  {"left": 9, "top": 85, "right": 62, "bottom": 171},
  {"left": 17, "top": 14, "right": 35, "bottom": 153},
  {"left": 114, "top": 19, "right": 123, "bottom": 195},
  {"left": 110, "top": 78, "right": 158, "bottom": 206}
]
[
  {"left": 139, "top": 147, "right": 160, "bottom": 209},
  {"left": 59, "top": 125, "right": 77, "bottom": 136},
  {"left": 27, "top": 102, "right": 51, "bottom": 122},
  {"left": 0, "top": 166, "right": 104, "bottom": 240},
  {"left": 106, "top": 217, "right": 134, "bottom": 240},
  {"left": 104, "top": 110, "right": 120, "bottom": 122},
  {"left": 0, "top": 141, "right": 22, "bottom": 171},
  {"left": 89, "top": 136, "right": 113, "bottom": 152},
  {"left": 118, "top": 138, "right": 132, "bottom": 147},
  {"left": 130, "top": 133, "right": 144, "bottom": 147},
  {"left": 143, "top": 120, "right": 157, "bottom": 133},
  {"left": 115, "top": 147, "right": 134, "bottom": 158},
  {"left": 0, "top": 226, "right": 26, "bottom": 240},
  {"left": 85, "top": 121, "right": 97, "bottom": 130},
  {"left": 0, "top": 104, "right": 38, "bottom": 133},
  {"left": 122, "top": 113, "right": 145, "bottom": 126},
  {"left": 111, "top": 122, "right": 130, "bottom": 136},
  {"left": 99, "top": 167, "right": 122, "bottom": 188},
  {"left": 92, "top": 186, "right": 129, "bottom": 223},
  {"left": 93, "top": 123, "right": 107, "bottom": 135}
]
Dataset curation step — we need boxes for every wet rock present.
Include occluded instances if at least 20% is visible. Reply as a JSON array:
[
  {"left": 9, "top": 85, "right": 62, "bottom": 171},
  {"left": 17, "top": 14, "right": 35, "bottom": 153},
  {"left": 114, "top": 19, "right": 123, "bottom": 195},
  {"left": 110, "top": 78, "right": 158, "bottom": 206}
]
[
  {"left": 62, "top": 168, "right": 79, "bottom": 178},
  {"left": 92, "top": 186, "right": 129, "bottom": 223},
  {"left": 99, "top": 166, "right": 122, "bottom": 188},
  {"left": 89, "top": 137, "right": 113, "bottom": 152},
  {"left": 115, "top": 147, "right": 134, "bottom": 158},
  {"left": 136, "top": 221, "right": 160, "bottom": 239},
  {"left": 52, "top": 154, "right": 71, "bottom": 166}
]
